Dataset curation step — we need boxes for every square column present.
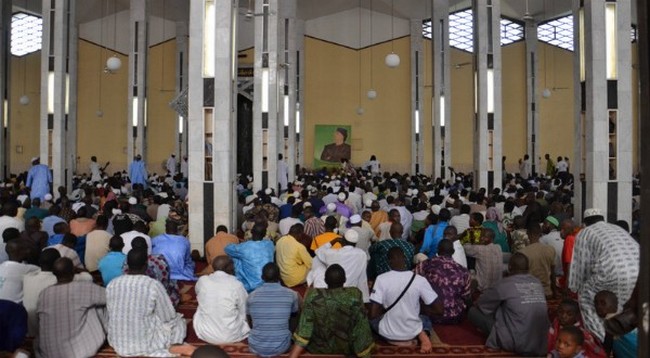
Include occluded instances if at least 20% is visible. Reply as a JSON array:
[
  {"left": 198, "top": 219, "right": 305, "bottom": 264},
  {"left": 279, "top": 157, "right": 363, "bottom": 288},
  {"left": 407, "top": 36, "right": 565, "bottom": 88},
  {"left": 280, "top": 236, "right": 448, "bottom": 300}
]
[
  {"left": 0, "top": 1, "right": 11, "bottom": 178},
  {"left": 472, "top": 0, "right": 502, "bottom": 190},
  {"left": 295, "top": 19, "right": 305, "bottom": 169},
  {"left": 187, "top": 0, "right": 239, "bottom": 253},
  {"left": 40, "top": 0, "right": 75, "bottom": 191},
  {"left": 128, "top": 0, "right": 148, "bottom": 161},
  {"left": 525, "top": 21, "right": 540, "bottom": 177},
  {"left": 410, "top": 19, "right": 424, "bottom": 174},
  {"left": 432, "top": 0, "right": 452, "bottom": 179},
  {"left": 175, "top": 21, "right": 189, "bottom": 159},
  {"left": 278, "top": 0, "right": 297, "bottom": 182},
  {"left": 253, "top": 0, "right": 280, "bottom": 192},
  {"left": 573, "top": 0, "right": 633, "bottom": 224}
]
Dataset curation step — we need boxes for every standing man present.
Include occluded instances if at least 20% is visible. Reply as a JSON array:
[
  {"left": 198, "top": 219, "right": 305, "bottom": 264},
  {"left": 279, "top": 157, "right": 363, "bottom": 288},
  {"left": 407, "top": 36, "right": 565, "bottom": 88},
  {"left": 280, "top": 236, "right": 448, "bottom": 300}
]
[
  {"left": 568, "top": 208, "right": 639, "bottom": 341},
  {"left": 166, "top": 154, "right": 177, "bottom": 175},
  {"left": 180, "top": 155, "right": 188, "bottom": 179},
  {"left": 277, "top": 154, "right": 289, "bottom": 194},
  {"left": 26, "top": 157, "right": 52, "bottom": 201},
  {"left": 128, "top": 154, "right": 147, "bottom": 188}
]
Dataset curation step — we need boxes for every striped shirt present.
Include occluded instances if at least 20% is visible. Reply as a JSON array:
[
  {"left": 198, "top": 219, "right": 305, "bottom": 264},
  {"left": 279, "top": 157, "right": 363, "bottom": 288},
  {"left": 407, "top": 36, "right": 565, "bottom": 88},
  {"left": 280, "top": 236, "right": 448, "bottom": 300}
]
[
  {"left": 36, "top": 281, "right": 107, "bottom": 358},
  {"left": 247, "top": 282, "right": 299, "bottom": 356},
  {"left": 106, "top": 274, "right": 186, "bottom": 357}
]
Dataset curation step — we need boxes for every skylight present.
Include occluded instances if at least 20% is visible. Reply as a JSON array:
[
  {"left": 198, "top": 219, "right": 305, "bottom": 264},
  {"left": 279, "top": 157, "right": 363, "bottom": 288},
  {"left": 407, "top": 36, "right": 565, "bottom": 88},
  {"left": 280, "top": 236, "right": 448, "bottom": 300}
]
[
  {"left": 538, "top": 15, "right": 574, "bottom": 51},
  {"left": 11, "top": 12, "right": 43, "bottom": 57}
]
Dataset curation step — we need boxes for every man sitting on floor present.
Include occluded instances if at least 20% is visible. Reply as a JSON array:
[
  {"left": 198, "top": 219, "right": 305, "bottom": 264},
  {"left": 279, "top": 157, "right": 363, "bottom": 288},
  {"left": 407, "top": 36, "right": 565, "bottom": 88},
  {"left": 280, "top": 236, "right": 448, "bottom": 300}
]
[
  {"left": 289, "top": 264, "right": 374, "bottom": 358},
  {"left": 247, "top": 262, "right": 300, "bottom": 357},
  {"left": 368, "top": 222, "right": 415, "bottom": 279},
  {"left": 194, "top": 255, "right": 250, "bottom": 344},
  {"left": 0, "top": 240, "right": 40, "bottom": 303},
  {"left": 151, "top": 221, "right": 196, "bottom": 281},
  {"left": 416, "top": 239, "right": 471, "bottom": 324},
  {"left": 97, "top": 236, "right": 127, "bottom": 286},
  {"left": 203, "top": 225, "right": 239, "bottom": 275},
  {"left": 276, "top": 224, "right": 312, "bottom": 287},
  {"left": 369, "top": 247, "right": 442, "bottom": 354},
  {"left": 36, "top": 257, "right": 106, "bottom": 358},
  {"left": 224, "top": 223, "right": 275, "bottom": 292},
  {"left": 468, "top": 253, "right": 549, "bottom": 356},
  {"left": 107, "top": 248, "right": 195, "bottom": 357},
  {"left": 463, "top": 228, "right": 503, "bottom": 292}
]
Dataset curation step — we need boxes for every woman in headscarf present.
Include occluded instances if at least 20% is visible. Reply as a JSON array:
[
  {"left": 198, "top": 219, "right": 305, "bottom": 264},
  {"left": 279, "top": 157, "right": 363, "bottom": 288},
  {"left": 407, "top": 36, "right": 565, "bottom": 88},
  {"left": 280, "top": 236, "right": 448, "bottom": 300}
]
[{"left": 483, "top": 207, "right": 510, "bottom": 252}]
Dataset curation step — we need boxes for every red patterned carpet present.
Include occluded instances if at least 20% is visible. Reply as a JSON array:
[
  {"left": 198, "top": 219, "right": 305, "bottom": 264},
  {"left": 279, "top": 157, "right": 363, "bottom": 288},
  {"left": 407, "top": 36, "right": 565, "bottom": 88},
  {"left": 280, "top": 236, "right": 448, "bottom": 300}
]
[{"left": 93, "top": 281, "right": 525, "bottom": 357}]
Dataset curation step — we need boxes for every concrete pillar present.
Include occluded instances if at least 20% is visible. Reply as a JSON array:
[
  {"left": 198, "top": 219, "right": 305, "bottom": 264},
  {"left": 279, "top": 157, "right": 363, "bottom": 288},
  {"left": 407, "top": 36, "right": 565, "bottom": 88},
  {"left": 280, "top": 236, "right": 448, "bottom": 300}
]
[
  {"left": 175, "top": 21, "right": 188, "bottom": 159},
  {"left": 40, "top": 0, "right": 75, "bottom": 192},
  {"left": 573, "top": 0, "right": 633, "bottom": 223},
  {"left": 66, "top": 0, "right": 78, "bottom": 184},
  {"left": 128, "top": 0, "right": 148, "bottom": 162},
  {"left": 472, "top": 0, "right": 502, "bottom": 190},
  {"left": 525, "top": 21, "right": 540, "bottom": 177},
  {"left": 278, "top": 0, "right": 297, "bottom": 182},
  {"left": 253, "top": 0, "right": 280, "bottom": 192},
  {"left": 432, "top": 0, "right": 451, "bottom": 180},
  {"left": 0, "top": 1, "right": 11, "bottom": 178},
  {"left": 295, "top": 19, "right": 305, "bottom": 169},
  {"left": 410, "top": 20, "right": 424, "bottom": 174},
  {"left": 187, "top": 0, "right": 239, "bottom": 253}
]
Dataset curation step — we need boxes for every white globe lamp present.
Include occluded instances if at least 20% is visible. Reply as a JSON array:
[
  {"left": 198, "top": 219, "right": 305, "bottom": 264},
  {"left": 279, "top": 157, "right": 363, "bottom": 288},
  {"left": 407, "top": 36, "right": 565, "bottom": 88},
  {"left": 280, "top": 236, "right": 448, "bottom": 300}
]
[
  {"left": 385, "top": 52, "right": 400, "bottom": 68},
  {"left": 19, "top": 95, "right": 30, "bottom": 105},
  {"left": 356, "top": 107, "right": 365, "bottom": 115},
  {"left": 367, "top": 89, "right": 377, "bottom": 100},
  {"left": 542, "top": 88, "right": 552, "bottom": 98},
  {"left": 106, "top": 55, "right": 122, "bottom": 72}
]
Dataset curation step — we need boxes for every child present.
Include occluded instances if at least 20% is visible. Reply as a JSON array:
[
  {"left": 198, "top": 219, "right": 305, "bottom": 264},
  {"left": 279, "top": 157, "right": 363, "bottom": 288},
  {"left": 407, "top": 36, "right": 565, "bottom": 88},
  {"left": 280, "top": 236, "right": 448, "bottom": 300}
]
[
  {"left": 594, "top": 290, "right": 638, "bottom": 358},
  {"left": 548, "top": 326, "right": 585, "bottom": 358},
  {"left": 548, "top": 299, "right": 606, "bottom": 357}
]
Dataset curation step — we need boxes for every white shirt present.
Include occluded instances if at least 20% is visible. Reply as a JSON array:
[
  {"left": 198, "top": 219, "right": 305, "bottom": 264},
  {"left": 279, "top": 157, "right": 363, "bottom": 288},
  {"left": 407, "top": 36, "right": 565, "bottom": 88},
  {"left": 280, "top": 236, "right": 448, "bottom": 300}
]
[
  {"left": 278, "top": 217, "right": 302, "bottom": 236},
  {"left": 0, "top": 243, "right": 7, "bottom": 264},
  {"left": 157, "top": 204, "right": 171, "bottom": 221},
  {"left": 449, "top": 213, "right": 470, "bottom": 234},
  {"left": 0, "top": 261, "right": 40, "bottom": 303},
  {"left": 23, "top": 270, "right": 92, "bottom": 336},
  {"left": 193, "top": 271, "right": 250, "bottom": 344},
  {"left": 166, "top": 156, "right": 177, "bottom": 174},
  {"left": 0, "top": 215, "right": 24, "bottom": 237},
  {"left": 277, "top": 160, "right": 289, "bottom": 191},
  {"left": 556, "top": 160, "right": 569, "bottom": 173},
  {"left": 311, "top": 243, "right": 369, "bottom": 302},
  {"left": 48, "top": 244, "right": 84, "bottom": 269},
  {"left": 370, "top": 270, "right": 437, "bottom": 341},
  {"left": 181, "top": 159, "right": 188, "bottom": 178},
  {"left": 120, "top": 231, "right": 152, "bottom": 255},
  {"left": 342, "top": 226, "right": 375, "bottom": 257},
  {"left": 346, "top": 192, "right": 363, "bottom": 215},
  {"left": 89, "top": 161, "right": 102, "bottom": 182},
  {"left": 452, "top": 240, "right": 468, "bottom": 268}
]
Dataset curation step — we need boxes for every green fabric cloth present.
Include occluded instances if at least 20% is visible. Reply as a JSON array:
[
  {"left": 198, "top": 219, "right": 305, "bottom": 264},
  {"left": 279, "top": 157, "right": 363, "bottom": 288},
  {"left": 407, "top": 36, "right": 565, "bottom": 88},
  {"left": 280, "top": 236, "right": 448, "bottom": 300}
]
[
  {"left": 459, "top": 227, "right": 482, "bottom": 245},
  {"left": 293, "top": 287, "right": 374, "bottom": 357},
  {"left": 482, "top": 221, "right": 510, "bottom": 252}
]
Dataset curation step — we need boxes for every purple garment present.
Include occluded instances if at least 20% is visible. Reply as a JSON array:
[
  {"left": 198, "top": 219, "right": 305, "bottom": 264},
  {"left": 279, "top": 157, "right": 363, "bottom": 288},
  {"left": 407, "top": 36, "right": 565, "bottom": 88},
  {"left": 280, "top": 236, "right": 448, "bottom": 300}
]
[
  {"left": 151, "top": 234, "right": 196, "bottom": 281},
  {"left": 334, "top": 202, "right": 352, "bottom": 218},
  {"left": 416, "top": 256, "right": 471, "bottom": 324}
]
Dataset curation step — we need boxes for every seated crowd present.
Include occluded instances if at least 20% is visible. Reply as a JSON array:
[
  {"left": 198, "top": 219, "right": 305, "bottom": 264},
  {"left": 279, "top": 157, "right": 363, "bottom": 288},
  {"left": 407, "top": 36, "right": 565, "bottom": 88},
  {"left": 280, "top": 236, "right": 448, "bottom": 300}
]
[{"left": 0, "top": 157, "right": 641, "bottom": 357}]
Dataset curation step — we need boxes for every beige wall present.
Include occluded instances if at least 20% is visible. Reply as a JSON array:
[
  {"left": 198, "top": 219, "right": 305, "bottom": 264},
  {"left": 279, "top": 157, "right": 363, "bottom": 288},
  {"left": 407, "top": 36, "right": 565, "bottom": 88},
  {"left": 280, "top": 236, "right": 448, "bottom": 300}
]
[
  {"left": 9, "top": 52, "right": 41, "bottom": 174},
  {"left": 76, "top": 40, "right": 129, "bottom": 173},
  {"left": 7, "top": 35, "right": 640, "bottom": 177}
]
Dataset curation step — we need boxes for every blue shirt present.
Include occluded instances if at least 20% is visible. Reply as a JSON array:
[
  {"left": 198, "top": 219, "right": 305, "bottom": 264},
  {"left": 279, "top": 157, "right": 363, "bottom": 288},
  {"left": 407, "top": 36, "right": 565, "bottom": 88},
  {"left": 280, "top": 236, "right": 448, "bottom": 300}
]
[
  {"left": 128, "top": 160, "right": 147, "bottom": 186},
  {"left": 247, "top": 282, "right": 299, "bottom": 357},
  {"left": 225, "top": 240, "right": 275, "bottom": 292},
  {"left": 98, "top": 251, "right": 126, "bottom": 286},
  {"left": 43, "top": 216, "right": 66, "bottom": 237},
  {"left": 47, "top": 234, "right": 64, "bottom": 247},
  {"left": 420, "top": 221, "right": 449, "bottom": 258},
  {"left": 151, "top": 234, "right": 196, "bottom": 281},
  {"left": 26, "top": 164, "right": 52, "bottom": 201}
]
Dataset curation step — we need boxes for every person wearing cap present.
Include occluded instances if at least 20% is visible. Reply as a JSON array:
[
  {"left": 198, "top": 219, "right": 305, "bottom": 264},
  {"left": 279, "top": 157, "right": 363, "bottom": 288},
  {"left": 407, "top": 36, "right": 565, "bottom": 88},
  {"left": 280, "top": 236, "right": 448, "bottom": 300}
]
[
  {"left": 26, "top": 157, "right": 52, "bottom": 201},
  {"left": 540, "top": 215, "right": 564, "bottom": 277},
  {"left": 128, "top": 154, "right": 148, "bottom": 188},
  {"left": 568, "top": 208, "right": 639, "bottom": 342},
  {"left": 308, "top": 230, "right": 369, "bottom": 302},
  {"left": 319, "top": 127, "right": 351, "bottom": 163},
  {"left": 166, "top": 153, "right": 177, "bottom": 175},
  {"left": 343, "top": 214, "right": 375, "bottom": 256}
]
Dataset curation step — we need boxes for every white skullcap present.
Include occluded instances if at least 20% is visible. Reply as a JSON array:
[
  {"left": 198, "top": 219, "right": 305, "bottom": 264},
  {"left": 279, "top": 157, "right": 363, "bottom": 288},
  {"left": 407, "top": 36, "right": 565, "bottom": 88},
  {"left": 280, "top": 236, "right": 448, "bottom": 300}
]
[
  {"left": 431, "top": 204, "right": 441, "bottom": 215},
  {"left": 364, "top": 198, "right": 373, "bottom": 207},
  {"left": 349, "top": 214, "right": 362, "bottom": 225},
  {"left": 264, "top": 188, "right": 272, "bottom": 195},
  {"left": 344, "top": 230, "right": 359, "bottom": 243},
  {"left": 128, "top": 197, "right": 137, "bottom": 205},
  {"left": 583, "top": 208, "right": 603, "bottom": 219},
  {"left": 414, "top": 253, "right": 429, "bottom": 264},
  {"left": 337, "top": 192, "right": 346, "bottom": 201},
  {"left": 44, "top": 193, "right": 53, "bottom": 201},
  {"left": 326, "top": 203, "right": 337, "bottom": 212}
]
